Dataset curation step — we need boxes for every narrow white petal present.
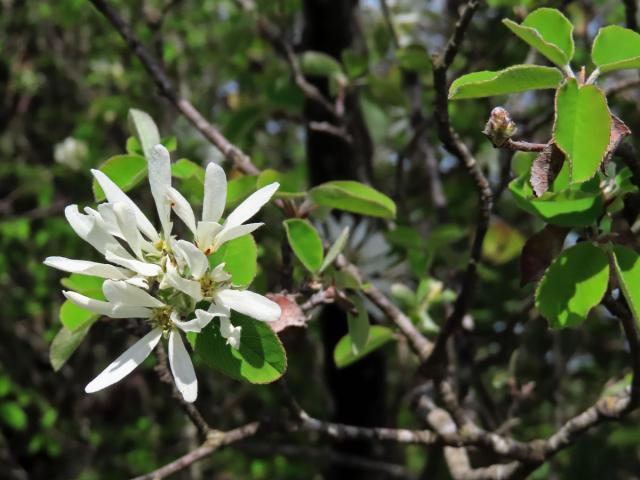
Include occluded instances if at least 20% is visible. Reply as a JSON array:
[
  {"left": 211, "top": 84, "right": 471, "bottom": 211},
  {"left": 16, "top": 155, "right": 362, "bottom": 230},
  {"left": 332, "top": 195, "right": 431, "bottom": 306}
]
[
  {"left": 44, "top": 256, "right": 128, "bottom": 280},
  {"left": 105, "top": 249, "right": 162, "bottom": 277},
  {"left": 168, "top": 331, "right": 198, "bottom": 403},
  {"left": 210, "top": 263, "right": 231, "bottom": 283},
  {"left": 173, "top": 309, "right": 215, "bottom": 333},
  {"left": 168, "top": 187, "right": 197, "bottom": 234},
  {"left": 175, "top": 240, "right": 209, "bottom": 279},
  {"left": 125, "top": 276, "right": 150, "bottom": 289},
  {"left": 213, "top": 223, "right": 262, "bottom": 250},
  {"left": 215, "top": 289, "right": 281, "bottom": 322},
  {"left": 148, "top": 144, "right": 173, "bottom": 236},
  {"left": 203, "top": 162, "right": 227, "bottom": 223},
  {"left": 85, "top": 328, "right": 162, "bottom": 393},
  {"left": 103, "top": 280, "right": 164, "bottom": 308},
  {"left": 208, "top": 301, "right": 231, "bottom": 317},
  {"left": 91, "top": 169, "right": 159, "bottom": 241},
  {"left": 63, "top": 291, "right": 151, "bottom": 318},
  {"left": 164, "top": 263, "right": 203, "bottom": 301},
  {"left": 222, "top": 182, "right": 279, "bottom": 230},
  {"left": 113, "top": 202, "right": 143, "bottom": 258},
  {"left": 65, "top": 205, "right": 115, "bottom": 255},
  {"left": 195, "top": 221, "right": 222, "bottom": 254},
  {"left": 219, "top": 316, "right": 242, "bottom": 349},
  {"left": 85, "top": 205, "right": 123, "bottom": 239}
]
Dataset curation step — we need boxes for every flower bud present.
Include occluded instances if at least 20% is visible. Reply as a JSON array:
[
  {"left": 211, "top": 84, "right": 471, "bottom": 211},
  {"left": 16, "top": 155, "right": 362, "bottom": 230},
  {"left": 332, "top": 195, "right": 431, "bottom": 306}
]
[{"left": 482, "top": 107, "right": 517, "bottom": 147}]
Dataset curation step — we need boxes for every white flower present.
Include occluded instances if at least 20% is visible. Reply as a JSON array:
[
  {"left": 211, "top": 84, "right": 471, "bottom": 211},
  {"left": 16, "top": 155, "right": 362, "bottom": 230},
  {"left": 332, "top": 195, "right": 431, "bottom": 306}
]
[{"left": 45, "top": 142, "right": 282, "bottom": 403}]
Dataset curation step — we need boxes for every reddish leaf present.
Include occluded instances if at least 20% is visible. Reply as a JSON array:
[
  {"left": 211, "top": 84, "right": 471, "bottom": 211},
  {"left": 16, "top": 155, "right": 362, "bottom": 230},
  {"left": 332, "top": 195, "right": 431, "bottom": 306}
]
[
  {"left": 530, "top": 142, "right": 565, "bottom": 197},
  {"left": 266, "top": 294, "right": 308, "bottom": 333},
  {"left": 603, "top": 114, "right": 631, "bottom": 167},
  {"left": 520, "top": 225, "right": 570, "bottom": 286}
]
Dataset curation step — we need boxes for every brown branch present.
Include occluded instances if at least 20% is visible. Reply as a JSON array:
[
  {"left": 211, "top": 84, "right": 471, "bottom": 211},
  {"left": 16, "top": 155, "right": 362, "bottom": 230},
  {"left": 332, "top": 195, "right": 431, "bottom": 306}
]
[
  {"left": 130, "top": 422, "right": 260, "bottom": 480},
  {"left": 87, "top": 0, "right": 260, "bottom": 175},
  {"left": 427, "top": 0, "right": 492, "bottom": 371},
  {"left": 504, "top": 139, "right": 546, "bottom": 152}
]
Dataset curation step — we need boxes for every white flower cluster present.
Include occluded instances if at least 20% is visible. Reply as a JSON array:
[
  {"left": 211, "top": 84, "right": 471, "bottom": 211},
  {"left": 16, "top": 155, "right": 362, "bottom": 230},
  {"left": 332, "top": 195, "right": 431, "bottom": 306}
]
[{"left": 44, "top": 144, "right": 281, "bottom": 402}]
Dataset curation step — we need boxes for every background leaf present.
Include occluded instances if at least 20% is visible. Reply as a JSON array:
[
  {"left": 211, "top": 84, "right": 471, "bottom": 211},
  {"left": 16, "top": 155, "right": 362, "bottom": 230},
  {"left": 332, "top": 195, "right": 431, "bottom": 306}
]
[
  {"left": 309, "top": 181, "right": 396, "bottom": 219},
  {"left": 92, "top": 154, "right": 147, "bottom": 202},
  {"left": 535, "top": 242, "right": 609, "bottom": 328},
  {"left": 49, "top": 322, "right": 94, "bottom": 372},
  {"left": 283, "top": 219, "right": 324, "bottom": 273},
  {"left": 334, "top": 326, "right": 394, "bottom": 368},
  {"left": 612, "top": 245, "right": 640, "bottom": 327},
  {"left": 208, "top": 235, "right": 257, "bottom": 287},
  {"left": 347, "top": 295, "right": 370, "bottom": 354}
]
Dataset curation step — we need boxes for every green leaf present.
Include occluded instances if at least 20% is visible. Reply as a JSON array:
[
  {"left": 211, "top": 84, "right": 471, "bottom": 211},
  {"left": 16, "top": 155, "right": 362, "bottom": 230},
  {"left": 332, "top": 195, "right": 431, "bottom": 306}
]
[
  {"left": 397, "top": 45, "right": 431, "bottom": 73},
  {"left": 535, "top": 242, "right": 609, "bottom": 328},
  {"left": 208, "top": 235, "right": 257, "bottom": 287},
  {"left": 309, "top": 181, "right": 396, "bottom": 219},
  {"left": 334, "top": 326, "right": 394, "bottom": 368},
  {"left": 509, "top": 174, "right": 603, "bottom": 227},
  {"left": 60, "top": 300, "right": 98, "bottom": 331},
  {"left": 193, "top": 315, "right": 287, "bottom": 384},
  {"left": 92, "top": 154, "right": 147, "bottom": 202},
  {"left": 172, "top": 158, "right": 205, "bottom": 183},
  {"left": 592, "top": 25, "right": 640, "bottom": 74},
  {"left": 0, "top": 402, "right": 28, "bottom": 431},
  {"left": 127, "top": 108, "right": 160, "bottom": 159},
  {"left": 283, "top": 219, "right": 324, "bottom": 273},
  {"left": 449, "top": 65, "right": 562, "bottom": 100},
  {"left": 503, "top": 8, "right": 574, "bottom": 67},
  {"left": 319, "top": 227, "right": 350, "bottom": 273},
  {"left": 60, "top": 273, "right": 105, "bottom": 296},
  {"left": 257, "top": 169, "right": 304, "bottom": 199},
  {"left": 299, "top": 51, "right": 346, "bottom": 82},
  {"left": 160, "top": 135, "right": 177, "bottom": 152},
  {"left": 347, "top": 295, "right": 370, "bottom": 354},
  {"left": 49, "top": 322, "right": 94, "bottom": 372},
  {"left": 612, "top": 245, "right": 640, "bottom": 328},
  {"left": 553, "top": 79, "right": 611, "bottom": 183}
]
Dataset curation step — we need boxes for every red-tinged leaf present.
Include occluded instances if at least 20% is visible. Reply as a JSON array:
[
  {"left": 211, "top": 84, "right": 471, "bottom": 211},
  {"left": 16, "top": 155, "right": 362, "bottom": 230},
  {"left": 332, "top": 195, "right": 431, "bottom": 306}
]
[
  {"left": 530, "top": 142, "right": 565, "bottom": 197},
  {"left": 603, "top": 115, "right": 631, "bottom": 166},
  {"left": 266, "top": 293, "right": 308, "bottom": 333},
  {"left": 520, "top": 225, "right": 570, "bottom": 286}
]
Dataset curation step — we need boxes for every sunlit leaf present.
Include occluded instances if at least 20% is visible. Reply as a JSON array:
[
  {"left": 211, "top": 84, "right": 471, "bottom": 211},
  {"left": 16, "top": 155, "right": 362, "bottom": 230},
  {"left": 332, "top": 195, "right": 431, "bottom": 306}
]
[
  {"left": 92, "top": 154, "right": 147, "bottom": 202},
  {"left": 334, "top": 326, "right": 394, "bottom": 368},
  {"left": 592, "top": 25, "right": 640, "bottom": 73},
  {"left": 309, "top": 181, "right": 396, "bottom": 219},
  {"left": 612, "top": 245, "right": 640, "bottom": 328},
  {"left": 208, "top": 235, "right": 257, "bottom": 287},
  {"left": 283, "top": 219, "right": 324, "bottom": 273}
]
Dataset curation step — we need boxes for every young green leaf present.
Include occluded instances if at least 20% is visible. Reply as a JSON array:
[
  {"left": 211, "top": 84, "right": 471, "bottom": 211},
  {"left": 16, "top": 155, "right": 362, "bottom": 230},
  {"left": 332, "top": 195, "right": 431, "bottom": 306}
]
[
  {"left": 60, "top": 300, "right": 98, "bottom": 331},
  {"left": 319, "top": 227, "right": 350, "bottom": 273},
  {"left": 509, "top": 175, "right": 603, "bottom": 227},
  {"left": 299, "top": 51, "right": 346, "bottom": 83},
  {"left": 612, "top": 245, "right": 640, "bottom": 327},
  {"left": 283, "top": 219, "right": 324, "bottom": 273},
  {"left": 535, "top": 242, "right": 609, "bottom": 328},
  {"left": 309, "top": 181, "right": 396, "bottom": 219},
  {"left": 208, "top": 235, "right": 257, "bottom": 287},
  {"left": 347, "top": 295, "right": 370, "bottom": 354},
  {"left": 92, "top": 154, "right": 147, "bottom": 202},
  {"left": 503, "top": 8, "right": 574, "bottom": 68},
  {"left": 49, "top": 322, "right": 95, "bottom": 372},
  {"left": 193, "top": 315, "right": 287, "bottom": 384},
  {"left": 592, "top": 25, "right": 640, "bottom": 74},
  {"left": 553, "top": 78, "right": 611, "bottom": 184},
  {"left": 449, "top": 65, "right": 562, "bottom": 100},
  {"left": 172, "top": 158, "right": 205, "bottom": 183},
  {"left": 127, "top": 108, "right": 160, "bottom": 159},
  {"left": 334, "top": 326, "right": 394, "bottom": 368}
]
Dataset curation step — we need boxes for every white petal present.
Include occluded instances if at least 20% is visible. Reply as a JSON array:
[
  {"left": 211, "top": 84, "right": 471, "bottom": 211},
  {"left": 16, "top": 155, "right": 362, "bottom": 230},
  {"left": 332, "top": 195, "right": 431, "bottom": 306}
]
[
  {"left": 85, "top": 328, "right": 162, "bottom": 393},
  {"left": 125, "top": 276, "right": 149, "bottom": 289},
  {"left": 113, "top": 202, "right": 143, "bottom": 258},
  {"left": 103, "top": 280, "right": 164, "bottom": 308},
  {"left": 168, "top": 187, "right": 197, "bottom": 234},
  {"left": 173, "top": 309, "right": 215, "bottom": 333},
  {"left": 63, "top": 291, "right": 152, "bottom": 318},
  {"left": 222, "top": 182, "right": 279, "bottom": 230},
  {"left": 219, "top": 316, "right": 242, "bottom": 349},
  {"left": 44, "top": 256, "right": 129, "bottom": 280},
  {"left": 148, "top": 144, "right": 173, "bottom": 236},
  {"left": 215, "top": 289, "right": 281, "bottom": 322},
  {"left": 85, "top": 205, "right": 122, "bottom": 239},
  {"left": 175, "top": 240, "right": 209, "bottom": 279},
  {"left": 213, "top": 222, "right": 262, "bottom": 251},
  {"left": 164, "top": 263, "right": 202, "bottom": 301},
  {"left": 168, "top": 331, "right": 197, "bottom": 403},
  {"left": 65, "top": 205, "right": 115, "bottom": 255},
  {"left": 202, "top": 162, "right": 227, "bottom": 223},
  {"left": 105, "top": 249, "right": 162, "bottom": 277},
  {"left": 91, "top": 169, "right": 159, "bottom": 241},
  {"left": 195, "top": 221, "right": 222, "bottom": 254},
  {"left": 210, "top": 263, "right": 231, "bottom": 283}
]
